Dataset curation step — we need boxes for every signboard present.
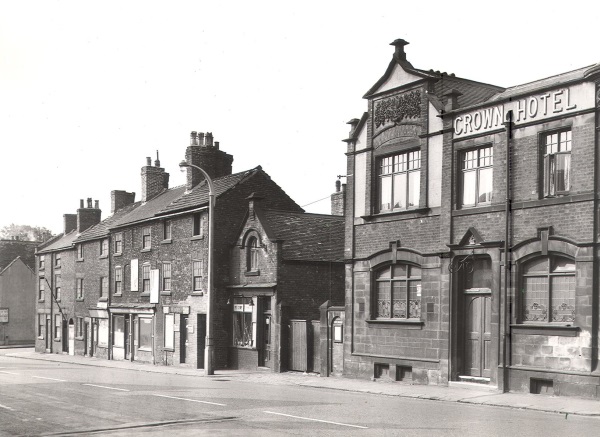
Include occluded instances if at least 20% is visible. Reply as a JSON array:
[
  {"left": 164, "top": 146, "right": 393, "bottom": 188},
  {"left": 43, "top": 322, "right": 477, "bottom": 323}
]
[
  {"left": 333, "top": 323, "right": 343, "bottom": 343},
  {"left": 150, "top": 269, "right": 159, "bottom": 304},
  {"left": 131, "top": 259, "right": 139, "bottom": 291},
  {"left": 454, "top": 83, "right": 596, "bottom": 139},
  {"left": 0, "top": 308, "right": 8, "bottom": 323}
]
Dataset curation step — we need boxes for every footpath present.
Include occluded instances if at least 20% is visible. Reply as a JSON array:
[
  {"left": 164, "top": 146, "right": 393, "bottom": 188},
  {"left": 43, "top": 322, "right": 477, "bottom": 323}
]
[{"left": 3, "top": 347, "right": 600, "bottom": 417}]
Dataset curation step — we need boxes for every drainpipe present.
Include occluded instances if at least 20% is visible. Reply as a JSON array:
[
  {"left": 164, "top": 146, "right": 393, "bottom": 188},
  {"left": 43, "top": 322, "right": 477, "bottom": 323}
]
[{"left": 502, "top": 110, "right": 513, "bottom": 392}]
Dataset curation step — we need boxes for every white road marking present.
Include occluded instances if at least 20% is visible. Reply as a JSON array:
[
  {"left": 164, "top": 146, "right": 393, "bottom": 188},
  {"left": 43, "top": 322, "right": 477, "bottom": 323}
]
[
  {"left": 263, "top": 411, "right": 368, "bottom": 429},
  {"left": 32, "top": 376, "right": 67, "bottom": 382},
  {"left": 152, "top": 394, "right": 226, "bottom": 406},
  {"left": 0, "top": 403, "right": 14, "bottom": 411},
  {"left": 0, "top": 370, "right": 19, "bottom": 375},
  {"left": 82, "top": 383, "right": 129, "bottom": 392}
]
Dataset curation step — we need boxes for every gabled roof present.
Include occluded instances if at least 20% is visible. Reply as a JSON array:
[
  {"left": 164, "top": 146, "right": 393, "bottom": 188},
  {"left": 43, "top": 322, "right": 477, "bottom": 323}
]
[
  {"left": 364, "top": 58, "right": 437, "bottom": 98},
  {"left": 261, "top": 210, "right": 344, "bottom": 262},
  {"left": 0, "top": 239, "right": 38, "bottom": 271},
  {"left": 37, "top": 230, "right": 78, "bottom": 254},
  {"left": 161, "top": 167, "right": 261, "bottom": 214},
  {"left": 428, "top": 73, "right": 504, "bottom": 109},
  {"left": 486, "top": 64, "right": 594, "bottom": 103},
  {"left": 0, "top": 256, "right": 34, "bottom": 276}
]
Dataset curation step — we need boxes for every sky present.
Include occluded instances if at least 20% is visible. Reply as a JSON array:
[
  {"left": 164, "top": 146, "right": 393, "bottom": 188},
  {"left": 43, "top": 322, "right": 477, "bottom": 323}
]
[{"left": 1, "top": 0, "right": 599, "bottom": 236}]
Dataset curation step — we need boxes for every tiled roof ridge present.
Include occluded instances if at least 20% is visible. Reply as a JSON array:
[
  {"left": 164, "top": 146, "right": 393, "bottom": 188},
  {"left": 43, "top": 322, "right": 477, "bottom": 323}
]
[
  {"left": 36, "top": 230, "right": 78, "bottom": 254},
  {"left": 263, "top": 208, "right": 344, "bottom": 220},
  {"left": 415, "top": 69, "right": 505, "bottom": 91},
  {"left": 498, "top": 63, "right": 594, "bottom": 92},
  {"left": 36, "top": 233, "right": 63, "bottom": 251}
]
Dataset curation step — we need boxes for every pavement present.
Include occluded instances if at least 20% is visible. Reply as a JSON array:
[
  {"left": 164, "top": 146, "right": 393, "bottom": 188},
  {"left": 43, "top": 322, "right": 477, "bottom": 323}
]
[{"left": 3, "top": 347, "right": 600, "bottom": 417}]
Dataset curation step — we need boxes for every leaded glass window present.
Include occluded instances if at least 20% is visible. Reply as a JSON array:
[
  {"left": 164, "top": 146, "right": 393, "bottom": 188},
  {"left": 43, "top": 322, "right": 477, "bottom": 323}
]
[{"left": 374, "top": 263, "right": 421, "bottom": 320}]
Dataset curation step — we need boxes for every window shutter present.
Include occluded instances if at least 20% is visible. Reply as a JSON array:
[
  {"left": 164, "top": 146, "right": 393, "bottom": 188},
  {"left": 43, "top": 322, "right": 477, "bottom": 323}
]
[{"left": 543, "top": 155, "right": 550, "bottom": 197}]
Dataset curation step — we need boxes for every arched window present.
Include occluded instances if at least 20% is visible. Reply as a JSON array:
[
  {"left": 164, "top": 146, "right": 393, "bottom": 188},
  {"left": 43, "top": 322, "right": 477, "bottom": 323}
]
[
  {"left": 374, "top": 263, "right": 421, "bottom": 320},
  {"left": 521, "top": 255, "right": 575, "bottom": 323},
  {"left": 247, "top": 237, "right": 259, "bottom": 272}
]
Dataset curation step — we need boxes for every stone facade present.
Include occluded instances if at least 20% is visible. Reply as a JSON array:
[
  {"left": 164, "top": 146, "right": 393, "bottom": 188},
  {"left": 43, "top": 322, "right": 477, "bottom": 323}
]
[{"left": 342, "top": 39, "right": 600, "bottom": 398}]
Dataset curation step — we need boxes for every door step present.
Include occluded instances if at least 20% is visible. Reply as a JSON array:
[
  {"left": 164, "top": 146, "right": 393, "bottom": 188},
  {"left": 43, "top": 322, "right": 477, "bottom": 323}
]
[
  {"left": 458, "top": 375, "right": 490, "bottom": 384},
  {"left": 451, "top": 376, "right": 498, "bottom": 392}
]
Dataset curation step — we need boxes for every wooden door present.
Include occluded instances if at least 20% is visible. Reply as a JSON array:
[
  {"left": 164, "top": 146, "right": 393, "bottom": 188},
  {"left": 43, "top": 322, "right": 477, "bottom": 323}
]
[
  {"left": 289, "top": 320, "right": 308, "bottom": 372},
  {"left": 464, "top": 294, "right": 492, "bottom": 377},
  {"left": 180, "top": 315, "right": 188, "bottom": 364},
  {"left": 259, "top": 313, "right": 272, "bottom": 368},
  {"left": 197, "top": 314, "right": 206, "bottom": 369}
]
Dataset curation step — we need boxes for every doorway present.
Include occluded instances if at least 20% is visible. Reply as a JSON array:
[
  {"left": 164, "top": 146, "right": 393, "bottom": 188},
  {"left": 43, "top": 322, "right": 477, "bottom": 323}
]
[
  {"left": 180, "top": 315, "right": 189, "bottom": 364},
  {"left": 45, "top": 317, "right": 51, "bottom": 351},
  {"left": 68, "top": 319, "right": 75, "bottom": 356},
  {"left": 197, "top": 313, "right": 206, "bottom": 369}
]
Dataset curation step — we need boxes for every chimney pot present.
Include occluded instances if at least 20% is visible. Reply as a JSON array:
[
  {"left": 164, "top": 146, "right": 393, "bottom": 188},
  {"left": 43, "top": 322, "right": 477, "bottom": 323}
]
[
  {"left": 215, "top": 141, "right": 219, "bottom": 149},
  {"left": 80, "top": 199, "right": 84, "bottom": 208},
  {"left": 390, "top": 38, "right": 409, "bottom": 63},
  {"left": 198, "top": 132, "right": 205, "bottom": 146},
  {"left": 335, "top": 179, "right": 341, "bottom": 192},
  {"left": 190, "top": 131, "right": 198, "bottom": 146},
  {"left": 443, "top": 89, "right": 463, "bottom": 112},
  {"left": 154, "top": 150, "right": 160, "bottom": 167},
  {"left": 205, "top": 132, "right": 213, "bottom": 147},
  {"left": 146, "top": 157, "right": 152, "bottom": 166},
  {"left": 95, "top": 200, "right": 99, "bottom": 209},
  {"left": 87, "top": 198, "right": 92, "bottom": 208}
]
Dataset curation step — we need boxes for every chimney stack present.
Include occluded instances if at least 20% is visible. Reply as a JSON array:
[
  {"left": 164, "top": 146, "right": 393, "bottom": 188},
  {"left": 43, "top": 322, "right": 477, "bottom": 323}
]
[
  {"left": 246, "top": 193, "right": 264, "bottom": 220},
  {"left": 443, "top": 89, "right": 462, "bottom": 112},
  {"left": 331, "top": 180, "right": 346, "bottom": 216},
  {"left": 185, "top": 130, "right": 233, "bottom": 191},
  {"left": 111, "top": 190, "right": 136, "bottom": 214},
  {"left": 77, "top": 198, "right": 102, "bottom": 233},
  {"left": 63, "top": 214, "right": 77, "bottom": 234},
  {"left": 141, "top": 153, "right": 169, "bottom": 202}
]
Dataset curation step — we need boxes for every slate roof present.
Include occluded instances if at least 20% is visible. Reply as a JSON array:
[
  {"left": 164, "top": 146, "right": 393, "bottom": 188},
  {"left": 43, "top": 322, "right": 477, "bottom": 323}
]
[
  {"left": 161, "top": 168, "right": 259, "bottom": 214},
  {"left": 426, "top": 73, "right": 505, "bottom": 109},
  {"left": 486, "top": 65, "right": 594, "bottom": 103},
  {"left": 110, "top": 186, "right": 187, "bottom": 228},
  {"left": 0, "top": 256, "right": 33, "bottom": 276},
  {"left": 261, "top": 210, "right": 345, "bottom": 262},
  {"left": 37, "top": 231, "right": 78, "bottom": 254},
  {"left": 75, "top": 202, "right": 141, "bottom": 242}
]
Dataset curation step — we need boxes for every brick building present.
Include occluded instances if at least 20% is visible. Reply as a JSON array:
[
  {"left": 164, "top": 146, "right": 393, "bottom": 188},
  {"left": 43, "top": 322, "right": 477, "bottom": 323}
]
[
  {"left": 341, "top": 39, "right": 600, "bottom": 398},
  {"left": 35, "top": 132, "right": 345, "bottom": 371},
  {"left": 0, "top": 239, "right": 38, "bottom": 345},
  {"left": 228, "top": 195, "right": 344, "bottom": 371}
]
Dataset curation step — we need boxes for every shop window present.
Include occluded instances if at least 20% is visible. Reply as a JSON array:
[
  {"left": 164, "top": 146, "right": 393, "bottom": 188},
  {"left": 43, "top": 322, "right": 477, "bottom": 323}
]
[
  {"left": 142, "top": 226, "right": 151, "bottom": 249},
  {"left": 164, "top": 313, "right": 174, "bottom": 350},
  {"left": 54, "top": 315, "right": 61, "bottom": 340},
  {"left": 232, "top": 297, "right": 254, "bottom": 347},
  {"left": 542, "top": 129, "right": 571, "bottom": 197},
  {"left": 114, "top": 267, "right": 122, "bottom": 294},
  {"left": 138, "top": 317, "right": 153, "bottom": 350},
  {"left": 38, "top": 314, "right": 44, "bottom": 338},
  {"left": 163, "top": 220, "right": 172, "bottom": 240},
  {"left": 374, "top": 263, "right": 421, "bottom": 320},
  {"left": 113, "top": 315, "right": 125, "bottom": 348},
  {"left": 247, "top": 237, "right": 259, "bottom": 272},
  {"left": 114, "top": 233, "right": 123, "bottom": 254},
  {"left": 460, "top": 146, "right": 493, "bottom": 207},
  {"left": 521, "top": 255, "right": 575, "bottom": 323},
  {"left": 162, "top": 262, "right": 171, "bottom": 291},
  {"left": 76, "top": 317, "right": 84, "bottom": 338},
  {"left": 192, "top": 260, "right": 203, "bottom": 291},
  {"left": 378, "top": 150, "right": 420, "bottom": 212},
  {"left": 76, "top": 278, "right": 84, "bottom": 300}
]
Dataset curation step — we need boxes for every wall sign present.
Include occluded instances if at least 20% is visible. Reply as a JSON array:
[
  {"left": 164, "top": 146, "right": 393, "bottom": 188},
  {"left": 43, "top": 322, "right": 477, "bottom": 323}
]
[
  {"left": 454, "top": 83, "right": 595, "bottom": 138},
  {"left": 0, "top": 308, "right": 8, "bottom": 323}
]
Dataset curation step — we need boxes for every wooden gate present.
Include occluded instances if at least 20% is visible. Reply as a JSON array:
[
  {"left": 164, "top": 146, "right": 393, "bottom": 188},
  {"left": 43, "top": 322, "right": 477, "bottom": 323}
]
[{"left": 288, "top": 320, "right": 320, "bottom": 372}]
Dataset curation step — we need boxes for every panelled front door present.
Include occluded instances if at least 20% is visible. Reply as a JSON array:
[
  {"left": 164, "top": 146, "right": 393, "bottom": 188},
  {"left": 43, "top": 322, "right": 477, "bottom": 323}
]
[{"left": 463, "top": 293, "right": 492, "bottom": 377}]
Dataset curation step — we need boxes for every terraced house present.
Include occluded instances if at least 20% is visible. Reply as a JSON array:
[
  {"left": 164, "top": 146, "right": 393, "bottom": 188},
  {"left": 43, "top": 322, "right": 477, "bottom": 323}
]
[
  {"left": 341, "top": 39, "right": 600, "bottom": 398},
  {"left": 35, "top": 132, "right": 344, "bottom": 373}
]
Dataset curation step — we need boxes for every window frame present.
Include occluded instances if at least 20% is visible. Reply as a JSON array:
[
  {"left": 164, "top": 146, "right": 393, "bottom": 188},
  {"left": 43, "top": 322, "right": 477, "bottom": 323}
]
[
  {"left": 38, "top": 277, "right": 45, "bottom": 301},
  {"left": 39, "top": 255, "right": 45, "bottom": 270},
  {"left": 192, "top": 213, "right": 203, "bottom": 237},
  {"left": 162, "top": 262, "right": 171, "bottom": 291},
  {"left": 541, "top": 128, "right": 572, "bottom": 198},
  {"left": 114, "top": 232, "right": 123, "bottom": 254},
  {"left": 372, "top": 263, "right": 422, "bottom": 321},
  {"left": 163, "top": 220, "right": 172, "bottom": 241},
  {"left": 100, "top": 239, "right": 109, "bottom": 257},
  {"left": 142, "top": 264, "right": 151, "bottom": 292},
  {"left": 192, "top": 260, "right": 203, "bottom": 292},
  {"left": 114, "top": 266, "right": 123, "bottom": 295},
  {"left": 38, "top": 314, "right": 44, "bottom": 338},
  {"left": 100, "top": 276, "right": 108, "bottom": 298},
  {"left": 55, "top": 253, "right": 61, "bottom": 268},
  {"left": 54, "top": 315, "right": 61, "bottom": 340},
  {"left": 377, "top": 149, "right": 421, "bottom": 213},
  {"left": 232, "top": 297, "right": 255, "bottom": 348},
  {"left": 54, "top": 274, "right": 61, "bottom": 302},
  {"left": 77, "top": 244, "right": 84, "bottom": 260},
  {"left": 519, "top": 254, "right": 576, "bottom": 325},
  {"left": 76, "top": 278, "right": 84, "bottom": 300},
  {"left": 247, "top": 237, "right": 259, "bottom": 272},
  {"left": 164, "top": 313, "right": 175, "bottom": 350},
  {"left": 76, "top": 316, "right": 84, "bottom": 338},
  {"left": 138, "top": 316, "right": 153, "bottom": 351},
  {"left": 459, "top": 145, "right": 493, "bottom": 208},
  {"left": 142, "top": 226, "right": 151, "bottom": 249}
]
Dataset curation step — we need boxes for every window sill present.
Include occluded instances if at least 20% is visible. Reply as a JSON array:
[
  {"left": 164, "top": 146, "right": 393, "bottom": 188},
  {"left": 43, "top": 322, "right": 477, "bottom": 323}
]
[
  {"left": 511, "top": 324, "right": 579, "bottom": 336},
  {"left": 138, "top": 347, "right": 152, "bottom": 352},
  {"left": 163, "top": 348, "right": 175, "bottom": 352},
  {"left": 230, "top": 345, "right": 256, "bottom": 350},
  {"left": 113, "top": 293, "right": 122, "bottom": 297},
  {"left": 245, "top": 270, "right": 260, "bottom": 277},
  {"left": 54, "top": 338, "right": 61, "bottom": 342},
  {"left": 191, "top": 291, "right": 204, "bottom": 296},
  {"left": 160, "top": 291, "right": 171, "bottom": 296},
  {"left": 99, "top": 297, "right": 108, "bottom": 302},
  {"left": 38, "top": 299, "right": 45, "bottom": 303},
  {"left": 76, "top": 336, "right": 84, "bottom": 341},
  {"left": 99, "top": 255, "right": 108, "bottom": 259},
  {"left": 362, "top": 207, "right": 430, "bottom": 220},
  {"left": 76, "top": 258, "right": 84, "bottom": 263},
  {"left": 39, "top": 268, "right": 45, "bottom": 272},
  {"left": 366, "top": 319, "right": 424, "bottom": 329},
  {"left": 54, "top": 266, "right": 61, "bottom": 270},
  {"left": 37, "top": 336, "right": 43, "bottom": 340},
  {"left": 452, "top": 203, "right": 504, "bottom": 216},
  {"left": 140, "top": 292, "right": 150, "bottom": 297},
  {"left": 141, "top": 248, "right": 152, "bottom": 253},
  {"left": 114, "top": 253, "right": 122, "bottom": 257},
  {"left": 191, "top": 235, "right": 204, "bottom": 241},
  {"left": 161, "top": 239, "right": 172, "bottom": 245},
  {"left": 76, "top": 298, "right": 84, "bottom": 302}
]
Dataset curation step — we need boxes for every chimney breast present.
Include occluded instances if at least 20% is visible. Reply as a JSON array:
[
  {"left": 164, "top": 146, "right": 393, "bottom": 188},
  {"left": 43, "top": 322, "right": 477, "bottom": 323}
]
[
  {"left": 141, "top": 157, "right": 169, "bottom": 202},
  {"left": 111, "top": 190, "right": 136, "bottom": 214},
  {"left": 185, "top": 130, "right": 233, "bottom": 190},
  {"left": 77, "top": 198, "right": 101, "bottom": 233},
  {"left": 63, "top": 213, "right": 77, "bottom": 234},
  {"left": 331, "top": 181, "right": 346, "bottom": 216}
]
